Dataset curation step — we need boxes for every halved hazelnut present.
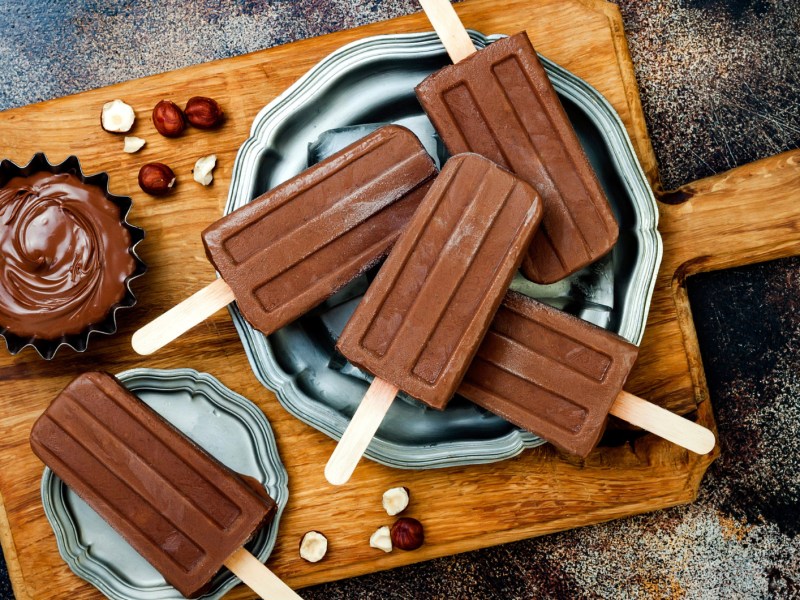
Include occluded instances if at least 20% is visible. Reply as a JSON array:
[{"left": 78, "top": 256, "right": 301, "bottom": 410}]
[
  {"left": 138, "top": 162, "right": 176, "bottom": 196},
  {"left": 152, "top": 100, "right": 185, "bottom": 137},
  {"left": 123, "top": 136, "right": 146, "bottom": 153},
  {"left": 390, "top": 517, "right": 424, "bottom": 551},
  {"left": 369, "top": 526, "right": 392, "bottom": 553},
  {"left": 101, "top": 99, "right": 135, "bottom": 133},
  {"left": 299, "top": 531, "right": 328, "bottom": 563},
  {"left": 193, "top": 154, "right": 217, "bottom": 186},
  {"left": 382, "top": 487, "right": 410, "bottom": 516},
  {"left": 185, "top": 96, "right": 224, "bottom": 129}
]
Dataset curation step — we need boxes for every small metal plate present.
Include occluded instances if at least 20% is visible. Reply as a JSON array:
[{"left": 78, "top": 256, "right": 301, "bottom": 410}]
[
  {"left": 40, "top": 368, "right": 289, "bottom": 600},
  {"left": 225, "top": 32, "right": 662, "bottom": 469}
]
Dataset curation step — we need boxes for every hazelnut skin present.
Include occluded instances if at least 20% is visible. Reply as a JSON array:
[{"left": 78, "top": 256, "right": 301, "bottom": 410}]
[
  {"left": 185, "top": 96, "right": 224, "bottom": 129},
  {"left": 138, "top": 163, "right": 176, "bottom": 196},
  {"left": 390, "top": 517, "right": 424, "bottom": 551},
  {"left": 152, "top": 100, "right": 185, "bottom": 137}
]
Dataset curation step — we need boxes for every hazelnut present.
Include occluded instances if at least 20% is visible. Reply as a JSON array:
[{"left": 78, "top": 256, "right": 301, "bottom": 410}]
[
  {"left": 101, "top": 99, "right": 135, "bottom": 133},
  {"left": 123, "top": 136, "right": 146, "bottom": 153},
  {"left": 369, "top": 526, "right": 392, "bottom": 553},
  {"left": 138, "top": 162, "right": 176, "bottom": 196},
  {"left": 185, "top": 96, "right": 224, "bottom": 129},
  {"left": 382, "top": 487, "right": 410, "bottom": 516},
  {"left": 299, "top": 531, "right": 328, "bottom": 563},
  {"left": 152, "top": 100, "right": 185, "bottom": 137},
  {"left": 193, "top": 154, "right": 217, "bottom": 186},
  {"left": 390, "top": 517, "right": 424, "bottom": 551}
]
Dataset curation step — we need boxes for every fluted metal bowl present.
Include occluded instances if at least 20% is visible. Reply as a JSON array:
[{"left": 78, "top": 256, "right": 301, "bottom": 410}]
[
  {"left": 0, "top": 153, "right": 146, "bottom": 359},
  {"left": 224, "top": 31, "right": 662, "bottom": 469}
]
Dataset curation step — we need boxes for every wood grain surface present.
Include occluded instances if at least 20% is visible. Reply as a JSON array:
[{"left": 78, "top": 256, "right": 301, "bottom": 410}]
[{"left": 2, "top": 0, "right": 797, "bottom": 598}]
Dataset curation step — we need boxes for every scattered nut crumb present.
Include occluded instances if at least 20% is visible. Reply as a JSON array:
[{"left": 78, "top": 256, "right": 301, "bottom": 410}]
[
  {"left": 382, "top": 486, "right": 410, "bottom": 516},
  {"left": 299, "top": 531, "right": 328, "bottom": 563},
  {"left": 193, "top": 154, "right": 217, "bottom": 186},
  {"left": 123, "top": 136, "right": 146, "bottom": 153},
  {"left": 101, "top": 99, "right": 135, "bottom": 133},
  {"left": 369, "top": 526, "right": 392, "bottom": 553}
]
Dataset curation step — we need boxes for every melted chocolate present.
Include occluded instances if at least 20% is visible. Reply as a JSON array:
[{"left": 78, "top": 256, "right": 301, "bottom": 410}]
[{"left": 0, "top": 172, "right": 134, "bottom": 338}]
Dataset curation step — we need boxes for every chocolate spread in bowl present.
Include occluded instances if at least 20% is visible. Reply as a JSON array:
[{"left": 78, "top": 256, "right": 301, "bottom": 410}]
[{"left": 0, "top": 172, "right": 135, "bottom": 339}]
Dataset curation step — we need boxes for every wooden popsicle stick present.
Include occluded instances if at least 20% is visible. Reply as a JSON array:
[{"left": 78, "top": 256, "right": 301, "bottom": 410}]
[
  {"left": 418, "top": 0, "right": 477, "bottom": 63},
  {"left": 131, "top": 277, "right": 235, "bottom": 355},
  {"left": 224, "top": 547, "right": 301, "bottom": 600},
  {"left": 610, "top": 391, "right": 716, "bottom": 455},
  {"left": 324, "top": 378, "right": 400, "bottom": 486}
]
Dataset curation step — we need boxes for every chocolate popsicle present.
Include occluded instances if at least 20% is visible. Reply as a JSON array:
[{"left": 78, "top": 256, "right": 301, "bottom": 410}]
[
  {"left": 460, "top": 292, "right": 716, "bottom": 457},
  {"left": 325, "top": 153, "right": 543, "bottom": 484},
  {"left": 30, "top": 372, "right": 299, "bottom": 599},
  {"left": 132, "top": 125, "right": 437, "bottom": 355},
  {"left": 415, "top": 0, "right": 618, "bottom": 284}
]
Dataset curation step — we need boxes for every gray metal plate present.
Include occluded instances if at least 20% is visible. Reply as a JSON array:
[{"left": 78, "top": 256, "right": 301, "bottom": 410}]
[
  {"left": 225, "top": 31, "right": 662, "bottom": 469},
  {"left": 40, "top": 368, "right": 289, "bottom": 600}
]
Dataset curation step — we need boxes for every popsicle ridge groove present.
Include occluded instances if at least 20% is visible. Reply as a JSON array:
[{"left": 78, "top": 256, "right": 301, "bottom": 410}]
[
  {"left": 223, "top": 136, "right": 411, "bottom": 266},
  {"left": 202, "top": 125, "right": 437, "bottom": 337},
  {"left": 492, "top": 54, "right": 613, "bottom": 255},
  {"left": 441, "top": 83, "right": 515, "bottom": 174},
  {"left": 464, "top": 358, "right": 589, "bottom": 434},
  {"left": 358, "top": 156, "right": 469, "bottom": 358},
  {"left": 60, "top": 391, "right": 240, "bottom": 532},
  {"left": 253, "top": 219, "right": 407, "bottom": 314},
  {"left": 249, "top": 154, "right": 435, "bottom": 309},
  {"left": 338, "top": 154, "right": 543, "bottom": 408},
  {"left": 475, "top": 329, "right": 606, "bottom": 408},
  {"left": 492, "top": 57, "right": 590, "bottom": 263},
  {"left": 249, "top": 153, "right": 430, "bottom": 273},
  {"left": 412, "top": 178, "right": 527, "bottom": 383},
  {"left": 84, "top": 377, "right": 248, "bottom": 521},
  {"left": 34, "top": 415, "right": 206, "bottom": 572},
  {"left": 492, "top": 303, "right": 614, "bottom": 381},
  {"left": 406, "top": 170, "right": 511, "bottom": 381}
]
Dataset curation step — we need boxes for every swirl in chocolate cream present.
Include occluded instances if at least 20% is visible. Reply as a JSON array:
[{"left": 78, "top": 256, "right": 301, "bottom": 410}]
[{"left": 0, "top": 172, "right": 134, "bottom": 338}]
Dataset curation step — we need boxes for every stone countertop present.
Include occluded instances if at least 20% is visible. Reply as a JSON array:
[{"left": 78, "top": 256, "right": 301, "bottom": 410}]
[{"left": 0, "top": 0, "right": 798, "bottom": 598}]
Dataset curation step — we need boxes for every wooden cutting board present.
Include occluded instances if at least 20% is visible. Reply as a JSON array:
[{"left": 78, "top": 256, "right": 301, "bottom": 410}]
[{"left": 1, "top": 0, "right": 798, "bottom": 597}]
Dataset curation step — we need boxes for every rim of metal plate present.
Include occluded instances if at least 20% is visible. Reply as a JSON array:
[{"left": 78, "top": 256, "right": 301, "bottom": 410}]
[
  {"left": 40, "top": 368, "right": 289, "bottom": 600},
  {"left": 223, "top": 31, "right": 662, "bottom": 470}
]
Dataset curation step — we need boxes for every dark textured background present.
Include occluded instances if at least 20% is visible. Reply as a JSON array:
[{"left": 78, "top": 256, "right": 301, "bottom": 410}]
[{"left": 1, "top": 0, "right": 798, "bottom": 598}]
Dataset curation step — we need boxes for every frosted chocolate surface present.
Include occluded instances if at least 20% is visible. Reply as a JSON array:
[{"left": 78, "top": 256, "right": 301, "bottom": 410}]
[{"left": 416, "top": 33, "right": 618, "bottom": 284}]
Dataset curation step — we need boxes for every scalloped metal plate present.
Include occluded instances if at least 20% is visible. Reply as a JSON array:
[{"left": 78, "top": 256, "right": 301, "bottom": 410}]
[
  {"left": 225, "top": 31, "right": 662, "bottom": 469},
  {"left": 40, "top": 368, "right": 289, "bottom": 600}
]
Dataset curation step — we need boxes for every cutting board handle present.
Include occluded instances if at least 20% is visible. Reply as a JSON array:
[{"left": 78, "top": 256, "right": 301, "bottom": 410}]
[
  {"left": 657, "top": 149, "right": 800, "bottom": 275},
  {"left": 626, "top": 149, "right": 800, "bottom": 429}
]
